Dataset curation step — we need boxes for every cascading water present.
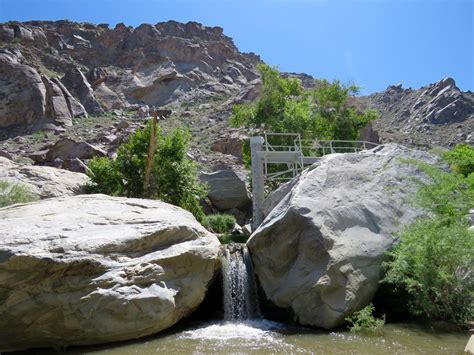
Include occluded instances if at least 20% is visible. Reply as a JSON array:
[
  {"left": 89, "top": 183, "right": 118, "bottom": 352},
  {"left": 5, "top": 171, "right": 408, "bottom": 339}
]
[{"left": 222, "top": 243, "right": 261, "bottom": 321}]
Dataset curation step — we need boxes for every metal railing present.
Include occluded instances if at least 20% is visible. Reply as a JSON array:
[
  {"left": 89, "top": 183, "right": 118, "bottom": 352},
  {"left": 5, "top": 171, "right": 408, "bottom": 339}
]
[{"left": 261, "top": 133, "right": 379, "bottom": 183}]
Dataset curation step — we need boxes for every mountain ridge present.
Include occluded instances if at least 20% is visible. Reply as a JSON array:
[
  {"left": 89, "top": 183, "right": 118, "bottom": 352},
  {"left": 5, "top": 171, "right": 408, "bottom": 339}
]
[{"left": 0, "top": 19, "right": 472, "bottom": 170}]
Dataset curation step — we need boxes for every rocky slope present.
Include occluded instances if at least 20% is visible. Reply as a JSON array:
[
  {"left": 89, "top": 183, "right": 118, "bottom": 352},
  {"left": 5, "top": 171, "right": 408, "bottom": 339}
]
[
  {"left": 0, "top": 20, "right": 260, "bottom": 130},
  {"left": 0, "top": 20, "right": 262, "bottom": 174},
  {"left": 0, "top": 20, "right": 472, "bottom": 173},
  {"left": 356, "top": 78, "right": 474, "bottom": 148}
]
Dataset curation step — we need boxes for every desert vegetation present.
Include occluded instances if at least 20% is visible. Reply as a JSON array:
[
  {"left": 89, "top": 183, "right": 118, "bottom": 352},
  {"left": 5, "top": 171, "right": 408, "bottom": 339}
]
[
  {"left": 85, "top": 121, "right": 207, "bottom": 221},
  {"left": 383, "top": 144, "right": 474, "bottom": 325},
  {"left": 346, "top": 304, "right": 385, "bottom": 335},
  {"left": 201, "top": 213, "right": 236, "bottom": 234},
  {"left": 231, "top": 64, "right": 379, "bottom": 167},
  {"left": 0, "top": 181, "right": 38, "bottom": 208}
]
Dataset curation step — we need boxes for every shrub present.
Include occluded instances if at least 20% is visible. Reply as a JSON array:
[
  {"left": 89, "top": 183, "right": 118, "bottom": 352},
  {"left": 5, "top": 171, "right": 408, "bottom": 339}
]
[
  {"left": 218, "top": 233, "right": 249, "bottom": 244},
  {"left": 0, "top": 180, "right": 38, "bottom": 208},
  {"left": 84, "top": 157, "right": 122, "bottom": 195},
  {"left": 383, "top": 147, "right": 474, "bottom": 325},
  {"left": 85, "top": 121, "right": 207, "bottom": 221},
  {"left": 345, "top": 304, "right": 385, "bottom": 335},
  {"left": 201, "top": 214, "right": 236, "bottom": 234},
  {"left": 383, "top": 218, "right": 473, "bottom": 324},
  {"left": 442, "top": 144, "right": 474, "bottom": 177}
]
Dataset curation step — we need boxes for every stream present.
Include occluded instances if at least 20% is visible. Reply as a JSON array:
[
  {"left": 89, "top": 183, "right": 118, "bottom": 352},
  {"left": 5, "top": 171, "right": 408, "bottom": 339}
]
[{"left": 27, "top": 244, "right": 469, "bottom": 354}]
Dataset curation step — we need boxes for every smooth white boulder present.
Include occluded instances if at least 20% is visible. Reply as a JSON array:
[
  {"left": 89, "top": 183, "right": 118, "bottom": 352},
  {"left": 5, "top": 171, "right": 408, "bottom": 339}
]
[
  {"left": 0, "top": 194, "right": 220, "bottom": 351},
  {"left": 247, "top": 144, "right": 437, "bottom": 329},
  {"left": 0, "top": 156, "right": 88, "bottom": 198}
]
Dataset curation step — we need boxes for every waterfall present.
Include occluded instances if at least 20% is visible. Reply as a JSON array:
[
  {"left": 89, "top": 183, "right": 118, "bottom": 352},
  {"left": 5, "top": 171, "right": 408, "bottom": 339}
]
[{"left": 222, "top": 243, "right": 261, "bottom": 321}]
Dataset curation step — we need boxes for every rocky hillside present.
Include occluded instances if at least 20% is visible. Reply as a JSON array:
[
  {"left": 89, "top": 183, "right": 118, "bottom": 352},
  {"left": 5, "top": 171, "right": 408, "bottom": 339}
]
[
  {"left": 0, "top": 20, "right": 260, "bottom": 131},
  {"left": 357, "top": 78, "right": 474, "bottom": 148},
  {"left": 0, "top": 20, "right": 472, "bottom": 171}
]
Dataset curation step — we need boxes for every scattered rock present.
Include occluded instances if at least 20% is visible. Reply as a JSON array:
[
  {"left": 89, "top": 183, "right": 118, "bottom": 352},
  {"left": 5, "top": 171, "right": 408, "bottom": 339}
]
[
  {"left": 30, "top": 138, "right": 106, "bottom": 163},
  {"left": 115, "top": 120, "right": 130, "bottom": 130},
  {"left": 0, "top": 150, "right": 13, "bottom": 160},
  {"left": 211, "top": 129, "right": 246, "bottom": 158}
]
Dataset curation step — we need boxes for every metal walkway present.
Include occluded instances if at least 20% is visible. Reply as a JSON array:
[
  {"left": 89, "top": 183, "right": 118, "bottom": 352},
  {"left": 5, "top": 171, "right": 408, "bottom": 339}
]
[{"left": 250, "top": 133, "right": 378, "bottom": 230}]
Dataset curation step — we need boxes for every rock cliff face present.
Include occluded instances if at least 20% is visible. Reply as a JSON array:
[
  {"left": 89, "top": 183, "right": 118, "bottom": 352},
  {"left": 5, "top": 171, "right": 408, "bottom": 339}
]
[
  {"left": 357, "top": 78, "right": 474, "bottom": 148},
  {"left": 247, "top": 144, "right": 438, "bottom": 329},
  {"left": 0, "top": 20, "right": 260, "bottom": 130},
  {"left": 0, "top": 194, "right": 221, "bottom": 351}
]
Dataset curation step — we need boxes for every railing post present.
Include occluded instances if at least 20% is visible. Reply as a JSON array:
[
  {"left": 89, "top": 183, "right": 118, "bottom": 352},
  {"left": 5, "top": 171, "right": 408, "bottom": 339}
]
[{"left": 250, "top": 136, "right": 265, "bottom": 231}]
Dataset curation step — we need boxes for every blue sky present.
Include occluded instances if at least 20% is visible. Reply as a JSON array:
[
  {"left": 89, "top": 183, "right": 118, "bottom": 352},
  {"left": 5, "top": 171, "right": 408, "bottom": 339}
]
[{"left": 0, "top": 0, "right": 472, "bottom": 94}]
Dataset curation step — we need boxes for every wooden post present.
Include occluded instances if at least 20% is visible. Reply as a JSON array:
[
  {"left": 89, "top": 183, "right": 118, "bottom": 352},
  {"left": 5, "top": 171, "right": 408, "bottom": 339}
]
[{"left": 143, "top": 110, "right": 158, "bottom": 194}]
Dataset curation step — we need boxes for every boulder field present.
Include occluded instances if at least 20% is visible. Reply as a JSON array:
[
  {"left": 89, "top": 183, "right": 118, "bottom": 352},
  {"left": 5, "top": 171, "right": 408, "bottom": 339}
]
[
  {"left": 0, "top": 194, "right": 221, "bottom": 351},
  {"left": 247, "top": 144, "right": 438, "bottom": 329}
]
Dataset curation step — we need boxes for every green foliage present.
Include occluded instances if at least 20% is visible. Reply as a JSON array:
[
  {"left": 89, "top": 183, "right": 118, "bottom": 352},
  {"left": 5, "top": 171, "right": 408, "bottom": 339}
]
[
  {"left": 202, "top": 214, "right": 236, "bottom": 234},
  {"left": 0, "top": 181, "right": 38, "bottom": 208},
  {"left": 383, "top": 147, "right": 474, "bottom": 325},
  {"left": 231, "top": 64, "right": 378, "bottom": 182},
  {"left": 383, "top": 218, "right": 473, "bottom": 324},
  {"left": 85, "top": 121, "right": 207, "bottom": 221},
  {"left": 442, "top": 144, "right": 474, "bottom": 177},
  {"left": 231, "top": 64, "right": 378, "bottom": 166},
  {"left": 218, "top": 233, "right": 250, "bottom": 244},
  {"left": 84, "top": 157, "right": 122, "bottom": 195},
  {"left": 346, "top": 304, "right": 385, "bottom": 335}
]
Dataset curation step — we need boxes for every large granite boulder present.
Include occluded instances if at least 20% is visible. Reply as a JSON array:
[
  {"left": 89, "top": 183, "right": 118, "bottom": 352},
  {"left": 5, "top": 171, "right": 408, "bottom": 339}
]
[
  {"left": 0, "top": 194, "right": 221, "bottom": 351},
  {"left": 247, "top": 144, "right": 437, "bottom": 329},
  {"left": 0, "top": 156, "right": 88, "bottom": 198},
  {"left": 0, "top": 49, "right": 46, "bottom": 128},
  {"left": 200, "top": 167, "right": 251, "bottom": 212}
]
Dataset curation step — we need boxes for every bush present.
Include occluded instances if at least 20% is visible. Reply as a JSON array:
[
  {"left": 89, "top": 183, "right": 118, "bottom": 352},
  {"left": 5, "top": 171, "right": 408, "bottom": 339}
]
[
  {"left": 202, "top": 214, "right": 236, "bottom": 234},
  {"left": 442, "top": 144, "right": 474, "bottom": 177},
  {"left": 0, "top": 180, "right": 38, "bottom": 208},
  {"left": 345, "top": 304, "right": 385, "bottom": 335},
  {"left": 85, "top": 121, "right": 207, "bottom": 221},
  {"left": 383, "top": 218, "right": 473, "bottom": 324},
  {"left": 383, "top": 147, "right": 474, "bottom": 325},
  {"left": 218, "top": 233, "right": 249, "bottom": 244}
]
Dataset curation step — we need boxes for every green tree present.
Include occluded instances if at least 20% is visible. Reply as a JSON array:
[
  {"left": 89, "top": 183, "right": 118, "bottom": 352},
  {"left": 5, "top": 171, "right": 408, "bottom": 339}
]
[
  {"left": 85, "top": 121, "right": 207, "bottom": 221},
  {"left": 231, "top": 64, "right": 378, "bottom": 166},
  {"left": 383, "top": 146, "right": 474, "bottom": 325}
]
